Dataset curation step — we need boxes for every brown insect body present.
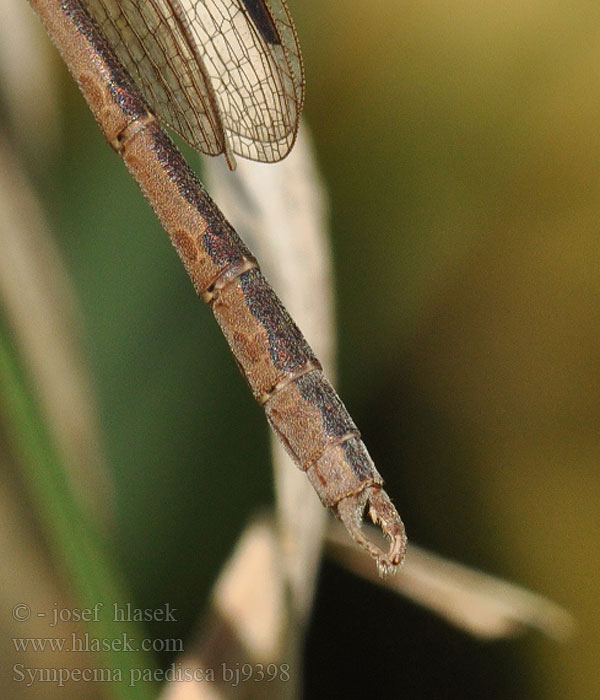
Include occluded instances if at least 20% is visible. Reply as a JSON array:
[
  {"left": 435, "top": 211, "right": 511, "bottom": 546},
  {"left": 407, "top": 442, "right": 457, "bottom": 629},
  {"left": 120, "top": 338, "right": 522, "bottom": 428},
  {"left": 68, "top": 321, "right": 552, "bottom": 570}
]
[{"left": 29, "top": 0, "right": 407, "bottom": 573}]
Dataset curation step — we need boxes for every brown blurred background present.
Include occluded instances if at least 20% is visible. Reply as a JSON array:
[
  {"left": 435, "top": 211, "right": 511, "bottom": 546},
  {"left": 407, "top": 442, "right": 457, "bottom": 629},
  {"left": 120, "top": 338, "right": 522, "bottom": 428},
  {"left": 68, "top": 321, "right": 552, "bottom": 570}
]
[{"left": 1, "top": 1, "right": 599, "bottom": 698}]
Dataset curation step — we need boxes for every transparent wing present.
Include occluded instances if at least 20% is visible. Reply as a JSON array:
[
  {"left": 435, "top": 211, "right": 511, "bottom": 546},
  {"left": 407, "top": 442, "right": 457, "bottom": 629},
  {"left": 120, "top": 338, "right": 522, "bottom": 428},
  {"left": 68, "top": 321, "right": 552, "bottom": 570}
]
[
  {"left": 178, "top": 0, "right": 304, "bottom": 162},
  {"left": 83, "top": 0, "right": 304, "bottom": 164}
]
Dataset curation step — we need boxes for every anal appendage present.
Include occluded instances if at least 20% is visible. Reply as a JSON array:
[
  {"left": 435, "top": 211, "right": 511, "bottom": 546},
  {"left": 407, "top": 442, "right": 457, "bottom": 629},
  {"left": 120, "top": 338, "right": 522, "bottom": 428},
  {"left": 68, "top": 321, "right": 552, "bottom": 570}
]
[{"left": 335, "top": 485, "right": 407, "bottom": 577}]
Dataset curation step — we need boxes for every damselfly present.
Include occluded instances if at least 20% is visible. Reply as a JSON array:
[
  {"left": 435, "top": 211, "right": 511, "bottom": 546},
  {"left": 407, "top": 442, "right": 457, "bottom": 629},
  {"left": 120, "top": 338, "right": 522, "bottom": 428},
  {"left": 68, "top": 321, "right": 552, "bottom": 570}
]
[{"left": 28, "top": 0, "right": 407, "bottom": 572}]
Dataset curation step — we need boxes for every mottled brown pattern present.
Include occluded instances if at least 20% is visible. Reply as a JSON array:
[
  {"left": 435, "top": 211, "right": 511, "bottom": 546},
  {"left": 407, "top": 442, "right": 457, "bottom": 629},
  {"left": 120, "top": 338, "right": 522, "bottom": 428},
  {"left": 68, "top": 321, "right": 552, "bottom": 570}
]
[
  {"left": 239, "top": 270, "right": 316, "bottom": 372},
  {"left": 30, "top": 0, "right": 407, "bottom": 573},
  {"left": 171, "top": 229, "right": 199, "bottom": 265},
  {"left": 306, "top": 439, "right": 382, "bottom": 508},
  {"left": 78, "top": 70, "right": 104, "bottom": 114},
  {"left": 265, "top": 370, "right": 358, "bottom": 469}
]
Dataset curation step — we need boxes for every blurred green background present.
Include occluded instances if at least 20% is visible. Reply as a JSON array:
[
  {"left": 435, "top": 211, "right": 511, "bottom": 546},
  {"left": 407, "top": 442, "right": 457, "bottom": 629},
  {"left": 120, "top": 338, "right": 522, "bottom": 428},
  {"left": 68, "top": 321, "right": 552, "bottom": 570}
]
[{"left": 2, "top": 0, "right": 600, "bottom": 698}]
